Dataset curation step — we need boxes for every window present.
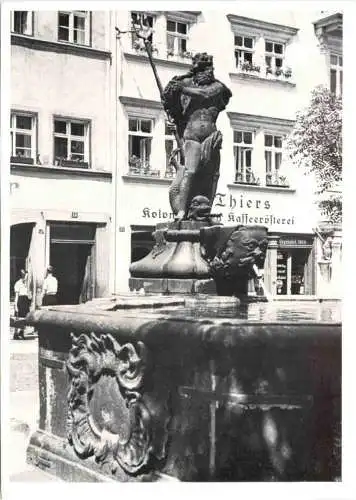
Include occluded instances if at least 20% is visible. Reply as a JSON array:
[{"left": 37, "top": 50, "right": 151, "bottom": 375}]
[
  {"left": 265, "top": 41, "right": 284, "bottom": 74},
  {"left": 165, "top": 122, "right": 181, "bottom": 177},
  {"left": 265, "top": 134, "right": 283, "bottom": 185},
  {"left": 234, "top": 35, "right": 255, "bottom": 69},
  {"left": 131, "top": 12, "right": 154, "bottom": 51},
  {"left": 167, "top": 19, "right": 189, "bottom": 57},
  {"left": 128, "top": 118, "right": 154, "bottom": 175},
  {"left": 53, "top": 118, "right": 89, "bottom": 167},
  {"left": 11, "top": 11, "right": 33, "bottom": 35},
  {"left": 234, "top": 130, "right": 258, "bottom": 184},
  {"left": 330, "top": 53, "right": 343, "bottom": 96},
  {"left": 58, "top": 11, "right": 90, "bottom": 45},
  {"left": 10, "top": 112, "right": 36, "bottom": 162}
]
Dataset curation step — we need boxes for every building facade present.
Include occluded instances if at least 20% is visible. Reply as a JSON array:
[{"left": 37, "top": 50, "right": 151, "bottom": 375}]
[
  {"left": 112, "top": 8, "right": 342, "bottom": 297},
  {"left": 10, "top": 10, "right": 114, "bottom": 307},
  {"left": 9, "top": 8, "right": 342, "bottom": 303}
]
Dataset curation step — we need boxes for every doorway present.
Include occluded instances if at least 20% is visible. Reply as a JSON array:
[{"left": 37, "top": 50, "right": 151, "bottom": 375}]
[
  {"left": 49, "top": 223, "right": 96, "bottom": 305},
  {"left": 50, "top": 243, "right": 93, "bottom": 305}
]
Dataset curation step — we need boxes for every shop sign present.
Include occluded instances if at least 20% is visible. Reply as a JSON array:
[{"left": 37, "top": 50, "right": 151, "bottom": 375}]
[
  {"left": 140, "top": 193, "right": 300, "bottom": 228},
  {"left": 279, "top": 238, "right": 313, "bottom": 248},
  {"left": 214, "top": 193, "right": 295, "bottom": 226}
]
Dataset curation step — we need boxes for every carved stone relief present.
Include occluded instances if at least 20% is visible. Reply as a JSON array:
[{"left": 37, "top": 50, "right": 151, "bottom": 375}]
[{"left": 66, "top": 332, "right": 169, "bottom": 476}]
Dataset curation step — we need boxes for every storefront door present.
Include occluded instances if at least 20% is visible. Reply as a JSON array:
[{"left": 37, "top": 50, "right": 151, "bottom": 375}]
[{"left": 49, "top": 223, "right": 96, "bottom": 305}]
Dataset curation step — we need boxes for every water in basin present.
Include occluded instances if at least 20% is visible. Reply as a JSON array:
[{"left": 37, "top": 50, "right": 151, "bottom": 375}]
[{"left": 155, "top": 297, "right": 341, "bottom": 323}]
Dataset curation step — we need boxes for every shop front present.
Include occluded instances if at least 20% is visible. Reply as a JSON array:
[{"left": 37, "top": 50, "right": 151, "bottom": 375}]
[
  {"left": 274, "top": 234, "right": 316, "bottom": 296},
  {"left": 11, "top": 209, "right": 111, "bottom": 308}
]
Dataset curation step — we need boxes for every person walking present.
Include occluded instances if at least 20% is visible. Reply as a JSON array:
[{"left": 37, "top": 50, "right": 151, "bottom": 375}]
[
  {"left": 13, "top": 269, "right": 30, "bottom": 339},
  {"left": 42, "top": 265, "right": 58, "bottom": 306}
]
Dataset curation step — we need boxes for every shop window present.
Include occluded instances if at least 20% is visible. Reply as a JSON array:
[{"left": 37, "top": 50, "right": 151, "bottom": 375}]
[
  {"left": 11, "top": 11, "right": 33, "bottom": 35},
  {"left": 128, "top": 117, "right": 159, "bottom": 177},
  {"left": 276, "top": 251, "right": 288, "bottom": 295},
  {"left": 233, "top": 130, "right": 259, "bottom": 185},
  {"left": 131, "top": 12, "right": 154, "bottom": 52},
  {"left": 330, "top": 53, "right": 343, "bottom": 96},
  {"left": 53, "top": 118, "right": 90, "bottom": 168},
  {"left": 58, "top": 11, "right": 90, "bottom": 45},
  {"left": 234, "top": 35, "right": 258, "bottom": 71},
  {"left": 265, "top": 41, "right": 284, "bottom": 76},
  {"left": 10, "top": 112, "right": 36, "bottom": 164},
  {"left": 166, "top": 19, "right": 190, "bottom": 58},
  {"left": 264, "top": 134, "right": 289, "bottom": 187},
  {"left": 276, "top": 247, "right": 313, "bottom": 295},
  {"left": 165, "top": 122, "right": 181, "bottom": 178}
]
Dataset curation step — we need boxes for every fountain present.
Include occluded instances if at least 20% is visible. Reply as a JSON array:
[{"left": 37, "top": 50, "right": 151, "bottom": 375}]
[{"left": 24, "top": 35, "right": 341, "bottom": 482}]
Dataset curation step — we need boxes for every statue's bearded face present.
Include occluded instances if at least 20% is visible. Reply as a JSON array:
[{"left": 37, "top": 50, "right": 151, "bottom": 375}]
[
  {"left": 193, "top": 68, "right": 215, "bottom": 85},
  {"left": 191, "top": 55, "right": 215, "bottom": 85}
]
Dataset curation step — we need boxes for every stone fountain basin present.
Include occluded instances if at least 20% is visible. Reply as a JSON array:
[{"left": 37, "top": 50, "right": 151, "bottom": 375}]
[{"left": 25, "top": 296, "right": 341, "bottom": 482}]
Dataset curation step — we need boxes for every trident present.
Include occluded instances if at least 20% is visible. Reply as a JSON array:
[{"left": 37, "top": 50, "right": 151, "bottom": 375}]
[{"left": 115, "top": 14, "right": 185, "bottom": 164}]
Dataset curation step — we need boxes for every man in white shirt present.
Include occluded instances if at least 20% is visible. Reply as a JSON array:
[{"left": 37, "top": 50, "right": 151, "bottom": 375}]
[
  {"left": 13, "top": 269, "right": 30, "bottom": 339},
  {"left": 42, "top": 265, "right": 58, "bottom": 306}
]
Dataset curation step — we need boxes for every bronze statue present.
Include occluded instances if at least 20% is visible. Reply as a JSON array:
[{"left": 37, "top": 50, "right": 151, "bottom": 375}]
[{"left": 163, "top": 53, "right": 232, "bottom": 221}]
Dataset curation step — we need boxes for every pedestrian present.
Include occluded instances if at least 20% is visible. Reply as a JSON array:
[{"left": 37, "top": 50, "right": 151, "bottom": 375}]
[
  {"left": 13, "top": 269, "right": 30, "bottom": 339},
  {"left": 42, "top": 265, "right": 58, "bottom": 306}
]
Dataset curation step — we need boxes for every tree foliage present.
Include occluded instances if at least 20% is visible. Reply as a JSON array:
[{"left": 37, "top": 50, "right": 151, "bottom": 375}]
[{"left": 287, "top": 85, "right": 342, "bottom": 223}]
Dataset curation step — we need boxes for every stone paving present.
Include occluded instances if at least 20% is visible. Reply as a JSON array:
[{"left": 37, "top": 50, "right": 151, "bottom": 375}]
[{"left": 8, "top": 329, "right": 62, "bottom": 482}]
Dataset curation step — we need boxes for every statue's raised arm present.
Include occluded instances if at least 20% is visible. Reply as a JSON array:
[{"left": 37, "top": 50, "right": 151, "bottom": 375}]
[{"left": 163, "top": 53, "right": 232, "bottom": 221}]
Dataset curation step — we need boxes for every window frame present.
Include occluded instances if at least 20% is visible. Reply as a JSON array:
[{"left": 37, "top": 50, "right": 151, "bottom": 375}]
[
  {"left": 227, "top": 15, "right": 297, "bottom": 80},
  {"left": 233, "top": 129, "right": 257, "bottom": 184},
  {"left": 128, "top": 117, "right": 155, "bottom": 175},
  {"left": 265, "top": 40, "right": 285, "bottom": 74},
  {"left": 53, "top": 117, "right": 90, "bottom": 167},
  {"left": 57, "top": 11, "right": 91, "bottom": 46},
  {"left": 10, "top": 111, "right": 37, "bottom": 161},
  {"left": 11, "top": 11, "right": 33, "bottom": 36},
  {"left": 166, "top": 18, "right": 190, "bottom": 57},
  {"left": 329, "top": 52, "right": 343, "bottom": 96},
  {"left": 130, "top": 12, "right": 155, "bottom": 51},
  {"left": 234, "top": 35, "right": 255, "bottom": 69},
  {"left": 264, "top": 133, "right": 284, "bottom": 185}
]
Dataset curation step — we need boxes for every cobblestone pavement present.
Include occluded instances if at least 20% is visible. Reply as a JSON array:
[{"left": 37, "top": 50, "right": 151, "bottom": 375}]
[
  {"left": 10, "top": 335, "right": 38, "bottom": 392},
  {"left": 8, "top": 329, "right": 62, "bottom": 482}
]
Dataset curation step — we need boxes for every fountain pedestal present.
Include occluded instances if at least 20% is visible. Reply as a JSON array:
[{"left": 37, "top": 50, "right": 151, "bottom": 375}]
[
  {"left": 129, "top": 221, "right": 218, "bottom": 295},
  {"left": 129, "top": 221, "right": 269, "bottom": 299}
]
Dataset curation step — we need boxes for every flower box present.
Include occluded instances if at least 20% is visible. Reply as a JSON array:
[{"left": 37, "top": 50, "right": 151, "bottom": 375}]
[
  {"left": 239, "top": 62, "right": 261, "bottom": 73},
  {"left": 57, "top": 159, "right": 89, "bottom": 169},
  {"left": 266, "top": 183, "right": 290, "bottom": 188},
  {"left": 235, "top": 180, "right": 260, "bottom": 186},
  {"left": 10, "top": 156, "right": 34, "bottom": 165},
  {"left": 167, "top": 50, "right": 193, "bottom": 60}
]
